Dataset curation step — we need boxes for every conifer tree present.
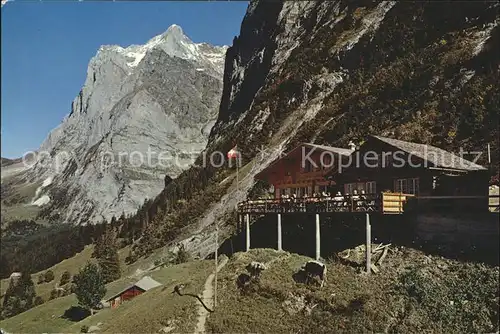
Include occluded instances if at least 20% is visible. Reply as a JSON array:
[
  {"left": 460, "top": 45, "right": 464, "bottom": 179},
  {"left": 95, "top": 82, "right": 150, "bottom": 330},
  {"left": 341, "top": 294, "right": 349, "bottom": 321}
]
[
  {"left": 93, "top": 227, "right": 121, "bottom": 283},
  {"left": 73, "top": 262, "right": 106, "bottom": 314},
  {"left": 1, "top": 271, "right": 36, "bottom": 318}
]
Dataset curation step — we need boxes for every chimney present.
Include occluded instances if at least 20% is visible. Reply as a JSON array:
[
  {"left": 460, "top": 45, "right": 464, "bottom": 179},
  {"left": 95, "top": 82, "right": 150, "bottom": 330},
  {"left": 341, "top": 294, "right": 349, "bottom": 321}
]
[{"left": 348, "top": 141, "right": 356, "bottom": 151}]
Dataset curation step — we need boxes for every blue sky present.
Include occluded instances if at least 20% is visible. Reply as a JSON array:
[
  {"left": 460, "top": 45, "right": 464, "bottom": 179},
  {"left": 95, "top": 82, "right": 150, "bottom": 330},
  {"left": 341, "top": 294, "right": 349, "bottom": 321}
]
[{"left": 1, "top": 1, "right": 248, "bottom": 158}]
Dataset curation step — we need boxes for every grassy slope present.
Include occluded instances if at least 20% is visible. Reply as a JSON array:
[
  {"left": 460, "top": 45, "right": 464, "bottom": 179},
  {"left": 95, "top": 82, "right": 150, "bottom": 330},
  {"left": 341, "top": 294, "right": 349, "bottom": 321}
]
[
  {"left": 0, "top": 205, "right": 40, "bottom": 224},
  {"left": 69, "top": 260, "right": 213, "bottom": 333},
  {"left": 1, "top": 171, "right": 41, "bottom": 223},
  {"left": 208, "top": 248, "right": 499, "bottom": 333},
  {"left": 0, "top": 245, "right": 139, "bottom": 304},
  {"left": 0, "top": 259, "right": 213, "bottom": 333},
  {"left": 0, "top": 236, "right": 192, "bottom": 304},
  {"left": 0, "top": 246, "right": 94, "bottom": 302}
]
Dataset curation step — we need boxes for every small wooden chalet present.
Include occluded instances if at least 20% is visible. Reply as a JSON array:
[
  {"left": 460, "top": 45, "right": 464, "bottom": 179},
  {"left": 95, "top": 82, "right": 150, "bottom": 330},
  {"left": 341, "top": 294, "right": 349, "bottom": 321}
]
[
  {"left": 105, "top": 276, "right": 161, "bottom": 308},
  {"left": 255, "top": 143, "right": 354, "bottom": 198}
]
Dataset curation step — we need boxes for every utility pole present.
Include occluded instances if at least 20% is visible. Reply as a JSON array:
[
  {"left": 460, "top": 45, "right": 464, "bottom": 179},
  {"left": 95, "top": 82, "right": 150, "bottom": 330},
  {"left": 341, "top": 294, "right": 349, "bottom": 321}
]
[
  {"left": 366, "top": 213, "right": 371, "bottom": 274},
  {"left": 214, "top": 220, "right": 218, "bottom": 308},
  {"left": 236, "top": 155, "right": 239, "bottom": 195}
]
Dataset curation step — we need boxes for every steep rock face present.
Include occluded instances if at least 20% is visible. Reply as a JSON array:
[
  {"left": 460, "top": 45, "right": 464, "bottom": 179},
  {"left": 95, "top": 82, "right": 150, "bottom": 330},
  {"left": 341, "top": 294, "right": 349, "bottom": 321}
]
[
  {"left": 211, "top": 0, "right": 499, "bottom": 157},
  {"left": 18, "top": 25, "right": 227, "bottom": 224},
  {"left": 136, "top": 1, "right": 499, "bottom": 258}
]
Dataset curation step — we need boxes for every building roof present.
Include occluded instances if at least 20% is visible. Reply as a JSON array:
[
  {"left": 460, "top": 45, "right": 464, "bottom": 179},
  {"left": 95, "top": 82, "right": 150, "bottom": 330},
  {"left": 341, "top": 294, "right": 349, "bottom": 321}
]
[
  {"left": 372, "top": 135, "right": 486, "bottom": 171},
  {"left": 303, "top": 143, "right": 354, "bottom": 157},
  {"left": 105, "top": 276, "right": 162, "bottom": 302},
  {"left": 134, "top": 276, "right": 162, "bottom": 291},
  {"left": 255, "top": 142, "right": 354, "bottom": 180}
]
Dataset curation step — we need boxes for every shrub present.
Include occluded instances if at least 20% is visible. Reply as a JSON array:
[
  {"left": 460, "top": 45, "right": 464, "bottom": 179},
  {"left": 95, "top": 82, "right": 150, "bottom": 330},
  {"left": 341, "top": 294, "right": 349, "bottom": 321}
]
[
  {"left": 33, "top": 296, "right": 44, "bottom": 306},
  {"left": 44, "top": 270, "right": 54, "bottom": 283},
  {"left": 393, "top": 264, "right": 499, "bottom": 333},
  {"left": 124, "top": 249, "right": 137, "bottom": 264},
  {"left": 60, "top": 270, "right": 71, "bottom": 286},
  {"left": 49, "top": 288, "right": 60, "bottom": 300},
  {"left": 37, "top": 274, "right": 45, "bottom": 284},
  {"left": 174, "top": 244, "right": 191, "bottom": 265},
  {"left": 81, "top": 325, "right": 89, "bottom": 333}
]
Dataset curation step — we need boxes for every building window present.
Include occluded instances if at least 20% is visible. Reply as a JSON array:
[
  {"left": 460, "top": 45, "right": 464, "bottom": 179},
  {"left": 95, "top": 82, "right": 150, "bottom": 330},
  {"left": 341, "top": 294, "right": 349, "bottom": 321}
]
[
  {"left": 394, "top": 178, "right": 419, "bottom": 195},
  {"left": 408, "top": 178, "right": 419, "bottom": 194},
  {"left": 366, "top": 181, "right": 376, "bottom": 194},
  {"left": 395, "top": 179, "right": 407, "bottom": 193},
  {"left": 344, "top": 181, "right": 377, "bottom": 194},
  {"left": 344, "top": 183, "right": 354, "bottom": 195},
  {"left": 307, "top": 186, "right": 313, "bottom": 195}
]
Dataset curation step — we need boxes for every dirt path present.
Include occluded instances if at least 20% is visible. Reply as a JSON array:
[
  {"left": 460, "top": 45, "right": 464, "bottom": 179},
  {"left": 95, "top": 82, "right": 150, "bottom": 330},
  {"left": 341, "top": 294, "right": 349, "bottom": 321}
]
[{"left": 194, "top": 255, "right": 229, "bottom": 334}]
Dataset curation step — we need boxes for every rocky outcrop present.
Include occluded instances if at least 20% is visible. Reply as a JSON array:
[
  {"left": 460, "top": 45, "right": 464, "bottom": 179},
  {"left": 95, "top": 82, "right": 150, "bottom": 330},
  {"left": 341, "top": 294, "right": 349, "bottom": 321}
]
[{"left": 14, "top": 24, "right": 227, "bottom": 224}]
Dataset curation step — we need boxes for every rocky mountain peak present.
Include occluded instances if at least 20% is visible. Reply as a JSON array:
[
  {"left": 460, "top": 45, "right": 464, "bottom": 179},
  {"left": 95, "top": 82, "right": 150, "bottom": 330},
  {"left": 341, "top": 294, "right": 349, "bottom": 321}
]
[
  {"left": 2, "top": 25, "right": 227, "bottom": 225},
  {"left": 164, "top": 23, "right": 187, "bottom": 39},
  {"left": 93, "top": 24, "right": 228, "bottom": 77}
]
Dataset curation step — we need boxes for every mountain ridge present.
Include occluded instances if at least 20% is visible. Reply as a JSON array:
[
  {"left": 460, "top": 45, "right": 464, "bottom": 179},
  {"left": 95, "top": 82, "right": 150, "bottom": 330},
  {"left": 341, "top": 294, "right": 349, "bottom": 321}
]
[{"left": 1, "top": 24, "right": 228, "bottom": 225}]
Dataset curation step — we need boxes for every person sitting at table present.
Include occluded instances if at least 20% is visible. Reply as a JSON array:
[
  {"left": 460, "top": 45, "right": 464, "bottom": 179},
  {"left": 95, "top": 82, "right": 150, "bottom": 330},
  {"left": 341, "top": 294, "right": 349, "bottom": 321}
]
[
  {"left": 358, "top": 190, "right": 367, "bottom": 211},
  {"left": 332, "top": 191, "right": 344, "bottom": 210},
  {"left": 352, "top": 190, "right": 360, "bottom": 211}
]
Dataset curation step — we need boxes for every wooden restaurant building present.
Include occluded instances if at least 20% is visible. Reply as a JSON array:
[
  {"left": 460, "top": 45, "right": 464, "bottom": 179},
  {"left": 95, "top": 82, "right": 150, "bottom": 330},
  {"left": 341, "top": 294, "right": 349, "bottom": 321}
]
[
  {"left": 245, "top": 135, "right": 489, "bottom": 213},
  {"left": 237, "top": 135, "right": 490, "bottom": 264}
]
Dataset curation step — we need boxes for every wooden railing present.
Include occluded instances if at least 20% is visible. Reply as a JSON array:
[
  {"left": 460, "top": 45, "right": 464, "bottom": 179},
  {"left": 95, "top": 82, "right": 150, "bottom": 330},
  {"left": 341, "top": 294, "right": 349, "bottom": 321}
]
[
  {"left": 236, "top": 193, "right": 500, "bottom": 214},
  {"left": 237, "top": 194, "right": 385, "bottom": 214}
]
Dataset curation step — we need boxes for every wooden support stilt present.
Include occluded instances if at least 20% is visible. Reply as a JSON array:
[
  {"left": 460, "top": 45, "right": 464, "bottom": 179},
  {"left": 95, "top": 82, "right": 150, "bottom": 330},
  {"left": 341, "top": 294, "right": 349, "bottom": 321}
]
[
  {"left": 366, "top": 213, "right": 371, "bottom": 274},
  {"left": 245, "top": 213, "right": 250, "bottom": 252},
  {"left": 277, "top": 213, "right": 282, "bottom": 251},
  {"left": 315, "top": 214, "right": 321, "bottom": 260}
]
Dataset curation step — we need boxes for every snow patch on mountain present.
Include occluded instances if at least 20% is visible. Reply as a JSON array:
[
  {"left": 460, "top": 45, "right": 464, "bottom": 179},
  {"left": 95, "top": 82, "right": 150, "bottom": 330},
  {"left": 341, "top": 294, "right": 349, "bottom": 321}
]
[
  {"left": 107, "top": 24, "right": 228, "bottom": 76},
  {"left": 33, "top": 195, "right": 50, "bottom": 207}
]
